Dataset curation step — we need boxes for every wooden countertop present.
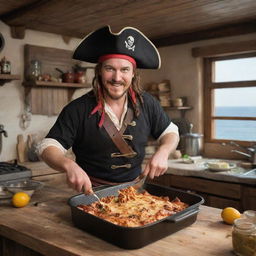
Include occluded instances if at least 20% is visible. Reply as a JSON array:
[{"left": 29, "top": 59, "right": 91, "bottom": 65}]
[
  {"left": 21, "top": 160, "right": 256, "bottom": 185},
  {"left": 167, "top": 159, "right": 256, "bottom": 185},
  {"left": 0, "top": 185, "right": 234, "bottom": 256},
  {"left": 21, "top": 161, "right": 60, "bottom": 176}
]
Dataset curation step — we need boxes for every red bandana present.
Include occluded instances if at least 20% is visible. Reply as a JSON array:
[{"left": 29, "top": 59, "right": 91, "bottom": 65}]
[
  {"left": 98, "top": 54, "right": 136, "bottom": 67},
  {"left": 129, "top": 87, "right": 136, "bottom": 104},
  {"left": 90, "top": 87, "right": 105, "bottom": 127}
]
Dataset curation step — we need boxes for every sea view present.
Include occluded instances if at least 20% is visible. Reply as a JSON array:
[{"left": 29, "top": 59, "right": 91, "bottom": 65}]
[{"left": 215, "top": 106, "right": 256, "bottom": 141}]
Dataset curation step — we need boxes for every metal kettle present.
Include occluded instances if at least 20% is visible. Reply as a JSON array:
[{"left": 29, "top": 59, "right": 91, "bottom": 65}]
[{"left": 180, "top": 123, "right": 203, "bottom": 156}]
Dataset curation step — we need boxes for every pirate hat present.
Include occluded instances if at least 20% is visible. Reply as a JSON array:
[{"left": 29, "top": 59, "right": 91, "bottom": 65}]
[{"left": 73, "top": 26, "right": 161, "bottom": 69}]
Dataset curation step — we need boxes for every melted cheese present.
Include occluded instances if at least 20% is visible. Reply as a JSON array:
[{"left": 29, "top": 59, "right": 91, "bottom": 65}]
[{"left": 77, "top": 187, "right": 188, "bottom": 227}]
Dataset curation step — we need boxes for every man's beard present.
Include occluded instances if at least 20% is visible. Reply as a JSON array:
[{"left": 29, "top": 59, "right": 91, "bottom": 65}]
[{"left": 103, "top": 81, "right": 130, "bottom": 100}]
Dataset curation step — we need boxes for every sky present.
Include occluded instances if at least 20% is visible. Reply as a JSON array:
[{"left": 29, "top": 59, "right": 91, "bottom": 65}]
[
  {"left": 215, "top": 57, "right": 256, "bottom": 106},
  {"left": 215, "top": 87, "right": 256, "bottom": 107}
]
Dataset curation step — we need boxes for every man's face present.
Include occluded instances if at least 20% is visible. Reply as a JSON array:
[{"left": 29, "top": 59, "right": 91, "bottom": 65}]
[{"left": 100, "top": 58, "right": 134, "bottom": 101}]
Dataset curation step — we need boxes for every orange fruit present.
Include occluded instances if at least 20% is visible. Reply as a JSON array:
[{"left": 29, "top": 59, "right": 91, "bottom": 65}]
[
  {"left": 221, "top": 207, "right": 241, "bottom": 224},
  {"left": 12, "top": 192, "right": 31, "bottom": 208}
]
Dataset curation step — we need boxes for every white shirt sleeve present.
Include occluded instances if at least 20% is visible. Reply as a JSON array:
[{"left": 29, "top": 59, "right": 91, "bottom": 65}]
[
  {"left": 37, "top": 138, "right": 67, "bottom": 156},
  {"left": 157, "top": 122, "right": 179, "bottom": 141}
]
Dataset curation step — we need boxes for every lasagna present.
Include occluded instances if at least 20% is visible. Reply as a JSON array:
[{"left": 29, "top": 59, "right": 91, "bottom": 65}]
[{"left": 77, "top": 186, "right": 188, "bottom": 227}]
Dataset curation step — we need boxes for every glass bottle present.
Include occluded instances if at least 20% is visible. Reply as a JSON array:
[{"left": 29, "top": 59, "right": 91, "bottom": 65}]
[
  {"left": 29, "top": 60, "right": 41, "bottom": 80},
  {"left": 232, "top": 218, "right": 256, "bottom": 256},
  {"left": 1, "top": 57, "right": 11, "bottom": 74}
]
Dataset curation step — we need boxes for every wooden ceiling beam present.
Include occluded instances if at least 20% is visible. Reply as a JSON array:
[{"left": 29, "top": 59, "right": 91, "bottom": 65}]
[
  {"left": 10, "top": 25, "right": 25, "bottom": 39},
  {"left": 192, "top": 41, "right": 256, "bottom": 58},
  {"left": 153, "top": 21, "right": 256, "bottom": 47},
  {"left": 0, "top": 0, "right": 51, "bottom": 22}
]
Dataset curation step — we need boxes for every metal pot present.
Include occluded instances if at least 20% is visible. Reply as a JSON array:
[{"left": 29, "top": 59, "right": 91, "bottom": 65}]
[
  {"left": 55, "top": 68, "right": 74, "bottom": 83},
  {"left": 74, "top": 71, "right": 86, "bottom": 83},
  {"left": 180, "top": 123, "right": 203, "bottom": 156},
  {"left": 62, "top": 71, "right": 74, "bottom": 83}
]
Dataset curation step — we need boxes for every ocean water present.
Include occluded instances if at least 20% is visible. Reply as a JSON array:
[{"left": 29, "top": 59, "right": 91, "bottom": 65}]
[{"left": 215, "top": 106, "right": 256, "bottom": 141}]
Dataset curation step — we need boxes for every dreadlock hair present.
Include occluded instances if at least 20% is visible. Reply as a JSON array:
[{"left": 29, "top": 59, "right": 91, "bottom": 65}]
[{"left": 92, "top": 63, "right": 144, "bottom": 118}]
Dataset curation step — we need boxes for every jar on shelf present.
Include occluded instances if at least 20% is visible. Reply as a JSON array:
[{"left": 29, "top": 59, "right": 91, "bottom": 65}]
[
  {"left": 172, "top": 98, "right": 183, "bottom": 107},
  {"left": 1, "top": 56, "right": 11, "bottom": 74},
  {"left": 232, "top": 218, "right": 256, "bottom": 256},
  {"left": 28, "top": 60, "right": 41, "bottom": 80}
]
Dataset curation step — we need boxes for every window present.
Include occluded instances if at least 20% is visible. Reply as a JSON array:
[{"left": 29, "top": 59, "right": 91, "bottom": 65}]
[{"left": 204, "top": 52, "right": 256, "bottom": 143}]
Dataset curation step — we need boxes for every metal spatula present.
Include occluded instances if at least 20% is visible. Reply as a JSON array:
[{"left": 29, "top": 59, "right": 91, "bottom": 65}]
[
  {"left": 132, "top": 174, "right": 147, "bottom": 193},
  {"left": 91, "top": 192, "right": 107, "bottom": 209},
  {"left": 87, "top": 187, "right": 106, "bottom": 209}
]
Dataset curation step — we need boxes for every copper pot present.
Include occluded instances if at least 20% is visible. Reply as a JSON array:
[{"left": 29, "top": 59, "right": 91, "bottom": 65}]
[
  {"left": 74, "top": 71, "right": 86, "bottom": 83},
  {"left": 56, "top": 68, "right": 74, "bottom": 83},
  {"left": 62, "top": 71, "right": 74, "bottom": 83}
]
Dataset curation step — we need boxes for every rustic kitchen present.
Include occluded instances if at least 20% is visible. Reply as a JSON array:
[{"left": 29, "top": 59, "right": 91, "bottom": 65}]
[{"left": 0, "top": 1, "right": 256, "bottom": 256}]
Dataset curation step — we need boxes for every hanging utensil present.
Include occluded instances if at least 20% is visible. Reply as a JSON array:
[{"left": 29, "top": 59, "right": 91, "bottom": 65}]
[
  {"left": 0, "top": 124, "right": 8, "bottom": 155},
  {"left": 0, "top": 33, "right": 5, "bottom": 52}
]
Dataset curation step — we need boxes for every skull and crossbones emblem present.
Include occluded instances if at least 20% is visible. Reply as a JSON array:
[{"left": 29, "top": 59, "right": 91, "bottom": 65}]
[{"left": 125, "top": 36, "right": 135, "bottom": 51}]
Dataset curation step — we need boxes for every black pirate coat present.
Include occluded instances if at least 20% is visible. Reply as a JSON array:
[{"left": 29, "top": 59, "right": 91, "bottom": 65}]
[{"left": 46, "top": 90, "right": 171, "bottom": 183}]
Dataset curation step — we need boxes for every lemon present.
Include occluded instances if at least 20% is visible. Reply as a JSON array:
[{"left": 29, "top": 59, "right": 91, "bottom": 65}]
[
  {"left": 12, "top": 192, "right": 31, "bottom": 208},
  {"left": 221, "top": 207, "right": 241, "bottom": 224}
]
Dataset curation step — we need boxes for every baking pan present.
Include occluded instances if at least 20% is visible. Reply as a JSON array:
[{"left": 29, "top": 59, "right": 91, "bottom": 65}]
[{"left": 68, "top": 182, "right": 204, "bottom": 249}]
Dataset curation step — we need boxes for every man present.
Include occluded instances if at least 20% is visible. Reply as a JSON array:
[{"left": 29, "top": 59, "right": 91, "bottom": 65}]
[{"left": 39, "top": 26, "right": 179, "bottom": 194}]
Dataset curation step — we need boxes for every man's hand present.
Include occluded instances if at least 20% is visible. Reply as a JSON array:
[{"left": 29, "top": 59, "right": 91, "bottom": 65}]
[
  {"left": 65, "top": 161, "right": 93, "bottom": 194},
  {"left": 142, "top": 132, "right": 179, "bottom": 179},
  {"left": 41, "top": 146, "right": 93, "bottom": 194},
  {"left": 143, "top": 148, "right": 169, "bottom": 179}
]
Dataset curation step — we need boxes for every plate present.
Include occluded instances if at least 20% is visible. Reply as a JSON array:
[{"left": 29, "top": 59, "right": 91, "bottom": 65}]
[{"left": 205, "top": 162, "right": 236, "bottom": 172}]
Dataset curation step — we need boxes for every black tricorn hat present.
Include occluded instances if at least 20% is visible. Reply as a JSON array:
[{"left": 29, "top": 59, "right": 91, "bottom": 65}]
[{"left": 73, "top": 26, "right": 161, "bottom": 69}]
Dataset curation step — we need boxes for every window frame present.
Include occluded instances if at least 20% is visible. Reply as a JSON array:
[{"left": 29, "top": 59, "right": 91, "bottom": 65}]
[{"left": 203, "top": 52, "right": 256, "bottom": 145}]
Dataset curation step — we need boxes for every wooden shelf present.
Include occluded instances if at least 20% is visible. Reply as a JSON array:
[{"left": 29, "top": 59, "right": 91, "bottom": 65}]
[
  {"left": 23, "top": 80, "right": 91, "bottom": 89},
  {"left": 164, "top": 106, "right": 192, "bottom": 110},
  {"left": 0, "top": 74, "right": 21, "bottom": 85},
  {"left": 23, "top": 44, "right": 94, "bottom": 116},
  {"left": 163, "top": 106, "right": 192, "bottom": 118},
  {"left": 0, "top": 74, "right": 20, "bottom": 80}
]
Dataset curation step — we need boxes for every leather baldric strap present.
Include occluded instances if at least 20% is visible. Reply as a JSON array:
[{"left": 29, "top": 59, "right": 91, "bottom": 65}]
[
  {"left": 103, "top": 108, "right": 137, "bottom": 158},
  {"left": 89, "top": 173, "right": 142, "bottom": 187},
  {"left": 120, "top": 108, "right": 135, "bottom": 134}
]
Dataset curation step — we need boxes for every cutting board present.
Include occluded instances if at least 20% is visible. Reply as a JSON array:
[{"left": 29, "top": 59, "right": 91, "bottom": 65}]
[{"left": 16, "top": 134, "right": 27, "bottom": 163}]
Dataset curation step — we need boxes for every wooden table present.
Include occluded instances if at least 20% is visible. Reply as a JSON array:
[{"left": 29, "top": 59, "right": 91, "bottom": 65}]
[{"left": 0, "top": 185, "right": 234, "bottom": 256}]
